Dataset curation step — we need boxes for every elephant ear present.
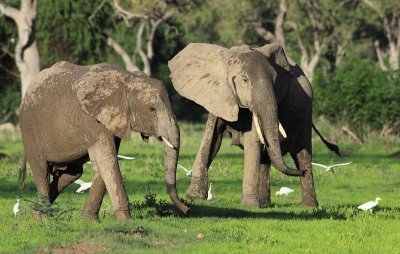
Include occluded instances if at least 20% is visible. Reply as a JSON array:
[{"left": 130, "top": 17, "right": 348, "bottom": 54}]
[
  {"left": 72, "top": 64, "right": 131, "bottom": 140},
  {"left": 255, "top": 43, "right": 291, "bottom": 72},
  {"left": 168, "top": 43, "right": 239, "bottom": 122}
]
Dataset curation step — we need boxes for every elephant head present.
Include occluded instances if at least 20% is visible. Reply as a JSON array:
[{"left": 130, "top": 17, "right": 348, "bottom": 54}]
[
  {"left": 168, "top": 43, "right": 301, "bottom": 176},
  {"left": 70, "top": 62, "right": 189, "bottom": 214}
]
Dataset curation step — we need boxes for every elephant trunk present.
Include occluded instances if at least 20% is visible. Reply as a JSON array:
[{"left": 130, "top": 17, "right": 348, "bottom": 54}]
[
  {"left": 254, "top": 89, "right": 303, "bottom": 177},
  {"left": 162, "top": 124, "right": 190, "bottom": 215}
]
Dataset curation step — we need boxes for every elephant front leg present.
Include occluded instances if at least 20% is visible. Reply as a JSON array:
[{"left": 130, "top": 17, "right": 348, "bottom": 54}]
[
  {"left": 241, "top": 126, "right": 263, "bottom": 208},
  {"left": 186, "top": 114, "right": 226, "bottom": 199},
  {"left": 293, "top": 149, "right": 318, "bottom": 207},
  {"left": 258, "top": 153, "right": 271, "bottom": 206},
  {"left": 88, "top": 134, "right": 131, "bottom": 221}
]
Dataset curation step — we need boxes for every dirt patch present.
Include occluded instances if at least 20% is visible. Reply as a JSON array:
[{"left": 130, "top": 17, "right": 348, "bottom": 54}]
[{"left": 52, "top": 243, "right": 105, "bottom": 254}]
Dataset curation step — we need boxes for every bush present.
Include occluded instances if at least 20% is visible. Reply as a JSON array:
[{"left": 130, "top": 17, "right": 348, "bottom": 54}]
[
  {"left": 0, "top": 88, "right": 20, "bottom": 124},
  {"left": 314, "top": 56, "right": 400, "bottom": 137}
]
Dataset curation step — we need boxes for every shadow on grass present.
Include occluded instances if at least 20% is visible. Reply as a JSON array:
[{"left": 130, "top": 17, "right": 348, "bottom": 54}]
[{"left": 180, "top": 203, "right": 355, "bottom": 221}]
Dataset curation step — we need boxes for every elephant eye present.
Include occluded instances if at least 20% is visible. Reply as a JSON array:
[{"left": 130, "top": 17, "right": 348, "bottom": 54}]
[
  {"left": 242, "top": 73, "right": 249, "bottom": 82},
  {"left": 150, "top": 107, "right": 156, "bottom": 112}
]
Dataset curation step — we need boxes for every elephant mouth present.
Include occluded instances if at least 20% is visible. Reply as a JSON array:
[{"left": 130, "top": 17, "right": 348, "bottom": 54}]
[{"left": 140, "top": 133, "right": 150, "bottom": 143}]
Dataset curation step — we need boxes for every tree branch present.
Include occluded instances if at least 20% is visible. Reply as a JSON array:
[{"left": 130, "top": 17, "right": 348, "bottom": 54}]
[
  {"left": 374, "top": 40, "right": 388, "bottom": 71},
  {"left": 110, "top": 0, "right": 149, "bottom": 26},
  {"left": 275, "top": 0, "right": 287, "bottom": 46},
  {"left": 136, "top": 21, "right": 151, "bottom": 76},
  {"left": 0, "top": 1, "right": 20, "bottom": 20},
  {"left": 146, "top": 9, "right": 174, "bottom": 60},
  {"left": 106, "top": 37, "right": 139, "bottom": 73}
]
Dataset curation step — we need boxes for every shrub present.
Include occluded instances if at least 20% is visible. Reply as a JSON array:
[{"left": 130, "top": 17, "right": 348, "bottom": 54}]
[{"left": 314, "top": 56, "right": 400, "bottom": 137}]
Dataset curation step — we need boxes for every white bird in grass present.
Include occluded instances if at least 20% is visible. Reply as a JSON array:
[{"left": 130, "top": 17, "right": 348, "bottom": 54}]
[
  {"left": 358, "top": 197, "right": 382, "bottom": 213},
  {"left": 311, "top": 162, "right": 352, "bottom": 173},
  {"left": 13, "top": 199, "right": 20, "bottom": 216},
  {"left": 74, "top": 179, "right": 92, "bottom": 193},
  {"left": 86, "top": 154, "right": 135, "bottom": 164},
  {"left": 177, "top": 164, "right": 192, "bottom": 177},
  {"left": 207, "top": 183, "right": 213, "bottom": 200},
  {"left": 275, "top": 187, "right": 294, "bottom": 196},
  {"left": 117, "top": 155, "right": 136, "bottom": 160}
]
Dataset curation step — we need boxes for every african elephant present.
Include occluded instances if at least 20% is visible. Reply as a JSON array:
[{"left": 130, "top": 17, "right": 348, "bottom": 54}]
[
  {"left": 19, "top": 61, "right": 189, "bottom": 221},
  {"left": 168, "top": 43, "right": 345, "bottom": 208},
  {"left": 169, "top": 43, "right": 304, "bottom": 206}
]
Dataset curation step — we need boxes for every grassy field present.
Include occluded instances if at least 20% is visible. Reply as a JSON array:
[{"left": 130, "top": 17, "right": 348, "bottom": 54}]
[{"left": 0, "top": 122, "right": 399, "bottom": 253}]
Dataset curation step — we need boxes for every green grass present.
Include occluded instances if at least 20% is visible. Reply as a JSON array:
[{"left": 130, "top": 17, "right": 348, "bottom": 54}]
[{"left": 0, "top": 122, "right": 399, "bottom": 253}]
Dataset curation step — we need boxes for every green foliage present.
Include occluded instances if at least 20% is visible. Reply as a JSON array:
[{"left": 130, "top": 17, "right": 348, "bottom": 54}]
[
  {"left": 0, "top": 87, "right": 20, "bottom": 124},
  {"left": 36, "top": 0, "right": 115, "bottom": 67},
  {"left": 314, "top": 55, "right": 400, "bottom": 136}
]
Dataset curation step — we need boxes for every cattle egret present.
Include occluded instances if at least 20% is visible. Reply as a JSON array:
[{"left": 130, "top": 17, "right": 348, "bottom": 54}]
[
  {"left": 275, "top": 187, "right": 294, "bottom": 196},
  {"left": 117, "top": 155, "right": 136, "bottom": 160},
  {"left": 207, "top": 183, "right": 213, "bottom": 200},
  {"left": 13, "top": 199, "right": 20, "bottom": 216},
  {"left": 358, "top": 197, "right": 382, "bottom": 213},
  {"left": 74, "top": 179, "right": 92, "bottom": 193},
  {"left": 177, "top": 164, "right": 192, "bottom": 177},
  {"left": 311, "top": 162, "right": 352, "bottom": 173},
  {"left": 86, "top": 154, "right": 135, "bottom": 164}
]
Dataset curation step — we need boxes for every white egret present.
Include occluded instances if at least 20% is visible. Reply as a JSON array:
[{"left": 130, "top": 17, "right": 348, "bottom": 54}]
[
  {"left": 358, "top": 197, "right": 382, "bottom": 213},
  {"left": 207, "top": 183, "right": 213, "bottom": 200},
  {"left": 117, "top": 155, "right": 136, "bottom": 160},
  {"left": 275, "top": 187, "right": 294, "bottom": 196},
  {"left": 177, "top": 164, "right": 192, "bottom": 177},
  {"left": 13, "top": 199, "right": 20, "bottom": 216},
  {"left": 74, "top": 179, "right": 92, "bottom": 193},
  {"left": 311, "top": 162, "right": 352, "bottom": 173},
  {"left": 86, "top": 154, "right": 136, "bottom": 164}
]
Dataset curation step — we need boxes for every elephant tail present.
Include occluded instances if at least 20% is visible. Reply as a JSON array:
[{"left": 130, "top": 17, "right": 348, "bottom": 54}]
[
  {"left": 19, "top": 153, "right": 27, "bottom": 190},
  {"left": 312, "top": 123, "right": 350, "bottom": 157}
]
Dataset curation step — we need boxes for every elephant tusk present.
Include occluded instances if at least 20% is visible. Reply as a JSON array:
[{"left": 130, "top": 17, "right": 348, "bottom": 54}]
[
  {"left": 279, "top": 122, "right": 287, "bottom": 138},
  {"left": 253, "top": 115, "right": 266, "bottom": 145},
  {"left": 162, "top": 137, "right": 175, "bottom": 149}
]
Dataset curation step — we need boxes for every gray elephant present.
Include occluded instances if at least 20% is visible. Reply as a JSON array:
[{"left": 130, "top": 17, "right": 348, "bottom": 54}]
[
  {"left": 19, "top": 61, "right": 189, "bottom": 221},
  {"left": 168, "top": 43, "right": 346, "bottom": 208}
]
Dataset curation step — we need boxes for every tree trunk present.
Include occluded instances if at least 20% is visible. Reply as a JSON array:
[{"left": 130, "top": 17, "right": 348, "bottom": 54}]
[{"left": 0, "top": 0, "right": 40, "bottom": 98}]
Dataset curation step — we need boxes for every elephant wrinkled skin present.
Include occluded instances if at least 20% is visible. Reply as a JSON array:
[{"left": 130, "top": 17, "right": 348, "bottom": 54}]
[
  {"left": 19, "top": 61, "right": 189, "bottom": 221},
  {"left": 169, "top": 43, "right": 346, "bottom": 208}
]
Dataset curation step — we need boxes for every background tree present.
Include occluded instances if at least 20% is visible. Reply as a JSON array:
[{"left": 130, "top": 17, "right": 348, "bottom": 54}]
[
  {"left": 359, "top": 0, "right": 400, "bottom": 71},
  {"left": 0, "top": 0, "right": 39, "bottom": 97}
]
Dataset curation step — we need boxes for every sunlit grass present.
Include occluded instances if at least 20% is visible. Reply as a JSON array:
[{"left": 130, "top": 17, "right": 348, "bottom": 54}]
[{"left": 0, "top": 122, "right": 399, "bottom": 253}]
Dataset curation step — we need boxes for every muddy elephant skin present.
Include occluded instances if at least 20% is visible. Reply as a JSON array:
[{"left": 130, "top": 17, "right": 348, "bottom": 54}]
[{"left": 19, "top": 61, "right": 189, "bottom": 221}]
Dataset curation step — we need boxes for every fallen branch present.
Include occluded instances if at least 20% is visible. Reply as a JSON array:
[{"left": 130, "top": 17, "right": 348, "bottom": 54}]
[{"left": 341, "top": 126, "right": 363, "bottom": 144}]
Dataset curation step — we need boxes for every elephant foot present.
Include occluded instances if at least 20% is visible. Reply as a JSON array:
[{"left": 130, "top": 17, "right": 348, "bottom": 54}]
[
  {"left": 115, "top": 210, "right": 132, "bottom": 221},
  {"left": 241, "top": 197, "right": 261, "bottom": 208},
  {"left": 185, "top": 182, "right": 208, "bottom": 199},
  {"left": 81, "top": 210, "right": 100, "bottom": 222},
  {"left": 301, "top": 197, "right": 319, "bottom": 208},
  {"left": 31, "top": 209, "right": 52, "bottom": 220},
  {"left": 31, "top": 196, "right": 52, "bottom": 220}
]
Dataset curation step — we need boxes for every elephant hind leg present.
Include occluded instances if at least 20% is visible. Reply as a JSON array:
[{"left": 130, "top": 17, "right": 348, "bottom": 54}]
[
  {"left": 28, "top": 156, "right": 52, "bottom": 219},
  {"left": 82, "top": 171, "right": 106, "bottom": 221},
  {"left": 291, "top": 149, "right": 318, "bottom": 207},
  {"left": 49, "top": 165, "right": 83, "bottom": 203}
]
